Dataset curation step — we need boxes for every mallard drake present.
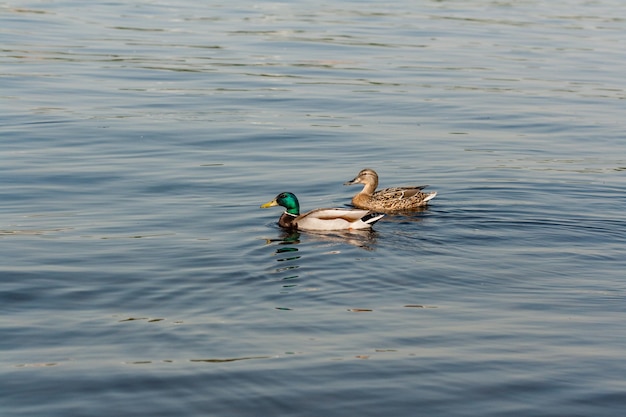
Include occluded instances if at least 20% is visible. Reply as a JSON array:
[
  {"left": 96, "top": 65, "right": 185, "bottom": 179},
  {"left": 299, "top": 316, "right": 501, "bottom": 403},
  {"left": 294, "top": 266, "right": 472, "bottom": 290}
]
[
  {"left": 261, "top": 192, "right": 384, "bottom": 231},
  {"left": 344, "top": 168, "right": 437, "bottom": 212}
]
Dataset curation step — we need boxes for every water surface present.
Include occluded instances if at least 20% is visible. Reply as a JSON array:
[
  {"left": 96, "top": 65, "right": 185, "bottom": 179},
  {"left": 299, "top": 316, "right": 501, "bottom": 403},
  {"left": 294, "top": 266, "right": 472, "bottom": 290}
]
[{"left": 2, "top": 1, "right": 625, "bottom": 416}]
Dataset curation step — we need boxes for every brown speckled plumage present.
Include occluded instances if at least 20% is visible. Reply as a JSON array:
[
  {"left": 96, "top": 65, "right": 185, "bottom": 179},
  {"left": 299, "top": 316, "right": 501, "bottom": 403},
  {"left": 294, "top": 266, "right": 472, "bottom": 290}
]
[{"left": 345, "top": 168, "right": 437, "bottom": 212}]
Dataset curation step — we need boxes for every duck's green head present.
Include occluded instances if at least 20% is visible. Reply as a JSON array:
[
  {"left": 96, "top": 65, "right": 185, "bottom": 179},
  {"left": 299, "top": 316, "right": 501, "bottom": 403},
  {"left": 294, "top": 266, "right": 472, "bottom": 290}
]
[{"left": 260, "top": 192, "right": 300, "bottom": 215}]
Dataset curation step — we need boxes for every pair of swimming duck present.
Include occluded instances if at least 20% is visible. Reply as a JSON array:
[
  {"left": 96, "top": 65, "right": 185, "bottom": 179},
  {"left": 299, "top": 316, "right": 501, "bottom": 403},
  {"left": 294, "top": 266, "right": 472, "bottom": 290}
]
[{"left": 261, "top": 168, "right": 437, "bottom": 231}]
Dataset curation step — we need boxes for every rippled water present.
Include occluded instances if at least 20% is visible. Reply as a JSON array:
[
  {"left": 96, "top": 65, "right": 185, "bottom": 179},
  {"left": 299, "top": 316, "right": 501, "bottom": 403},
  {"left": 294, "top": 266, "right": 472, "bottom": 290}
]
[{"left": 2, "top": 1, "right": 625, "bottom": 416}]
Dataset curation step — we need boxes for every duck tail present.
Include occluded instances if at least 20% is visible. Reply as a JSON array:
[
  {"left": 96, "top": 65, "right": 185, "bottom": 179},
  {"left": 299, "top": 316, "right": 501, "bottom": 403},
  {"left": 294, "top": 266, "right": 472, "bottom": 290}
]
[
  {"left": 423, "top": 191, "right": 437, "bottom": 203},
  {"left": 361, "top": 212, "right": 385, "bottom": 225}
]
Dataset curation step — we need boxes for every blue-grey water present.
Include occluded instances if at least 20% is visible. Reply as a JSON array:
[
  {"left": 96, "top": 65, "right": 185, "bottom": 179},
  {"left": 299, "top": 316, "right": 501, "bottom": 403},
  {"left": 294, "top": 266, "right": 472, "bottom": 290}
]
[{"left": 2, "top": 1, "right": 625, "bottom": 416}]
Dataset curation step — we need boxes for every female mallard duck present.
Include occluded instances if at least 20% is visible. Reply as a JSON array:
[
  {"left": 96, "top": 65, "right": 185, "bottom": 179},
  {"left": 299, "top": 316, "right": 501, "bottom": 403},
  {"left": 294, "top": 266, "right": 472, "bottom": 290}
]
[
  {"left": 261, "top": 192, "right": 384, "bottom": 231},
  {"left": 344, "top": 168, "right": 437, "bottom": 212}
]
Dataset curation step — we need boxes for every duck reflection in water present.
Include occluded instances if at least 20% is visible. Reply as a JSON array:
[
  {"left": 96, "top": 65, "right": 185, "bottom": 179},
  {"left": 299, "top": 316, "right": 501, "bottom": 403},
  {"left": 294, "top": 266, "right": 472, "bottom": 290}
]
[{"left": 265, "top": 228, "right": 379, "bottom": 251}]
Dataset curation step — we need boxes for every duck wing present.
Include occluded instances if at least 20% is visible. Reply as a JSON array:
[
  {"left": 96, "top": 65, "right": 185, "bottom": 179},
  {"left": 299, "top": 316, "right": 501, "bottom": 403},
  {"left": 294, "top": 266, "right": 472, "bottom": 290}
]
[
  {"left": 295, "top": 208, "right": 381, "bottom": 231},
  {"left": 301, "top": 208, "right": 371, "bottom": 220},
  {"left": 374, "top": 186, "right": 430, "bottom": 201}
]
